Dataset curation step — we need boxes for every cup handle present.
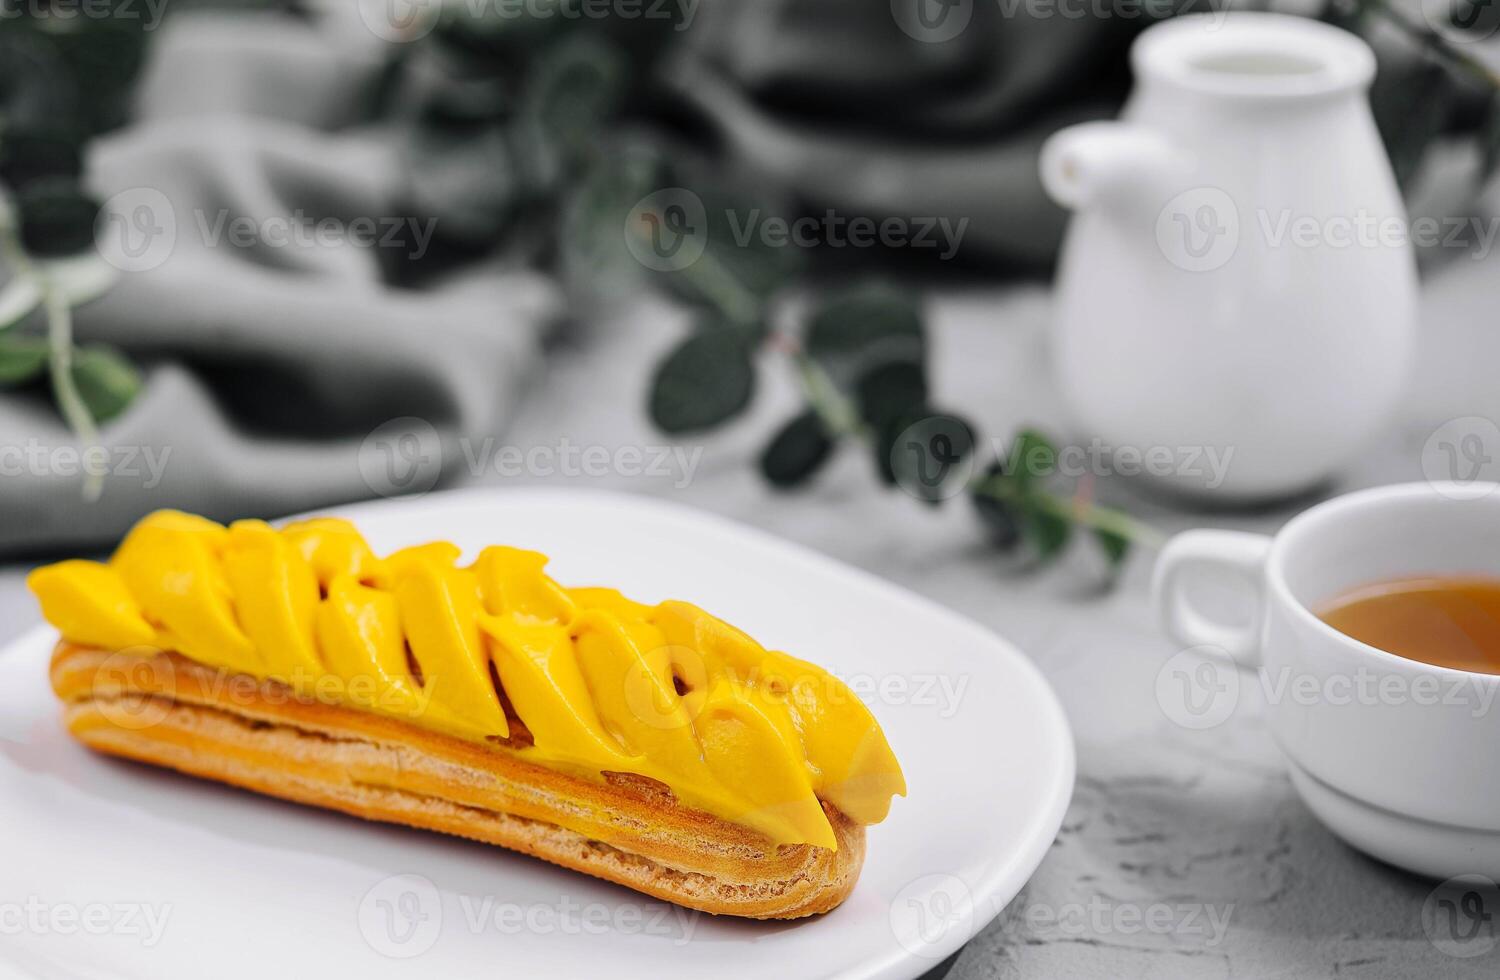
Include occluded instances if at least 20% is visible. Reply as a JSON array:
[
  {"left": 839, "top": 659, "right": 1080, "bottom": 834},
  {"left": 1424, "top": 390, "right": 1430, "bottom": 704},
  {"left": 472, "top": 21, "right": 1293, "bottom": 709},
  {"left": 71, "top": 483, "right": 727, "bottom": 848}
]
[{"left": 1151, "top": 530, "right": 1274, "bottom": 668}]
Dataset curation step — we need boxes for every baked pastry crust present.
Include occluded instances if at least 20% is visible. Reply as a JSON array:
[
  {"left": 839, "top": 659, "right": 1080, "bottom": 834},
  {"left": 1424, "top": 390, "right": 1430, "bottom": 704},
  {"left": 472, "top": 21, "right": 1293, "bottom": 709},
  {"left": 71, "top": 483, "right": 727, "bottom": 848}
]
[{"left": 50, "top": 643, "right": 866, "bottom": 920}]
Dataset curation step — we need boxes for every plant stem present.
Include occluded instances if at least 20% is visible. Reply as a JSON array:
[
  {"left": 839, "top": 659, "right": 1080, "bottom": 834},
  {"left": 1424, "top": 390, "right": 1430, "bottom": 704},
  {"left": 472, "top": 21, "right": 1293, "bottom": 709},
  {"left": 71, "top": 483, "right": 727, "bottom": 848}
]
[
  {"left": 790, "top": 348, "right": 863, "bottom": 437},
  {"left": 0, "top": 200, "right": 105, "bottom": 500},
  {"left": 627, "top": 218, "right": 762, "bottom": 328},
  {"left": 970, "top": 473, "right": 1167, "bottom": 551},
  {"left": 41, "top": 274, "right": 103, "bottom": 501}
]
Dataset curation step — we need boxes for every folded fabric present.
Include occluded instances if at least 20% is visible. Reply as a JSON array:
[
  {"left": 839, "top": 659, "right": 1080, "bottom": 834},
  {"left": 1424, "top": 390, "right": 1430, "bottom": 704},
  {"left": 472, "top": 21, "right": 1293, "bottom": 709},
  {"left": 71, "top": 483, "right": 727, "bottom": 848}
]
[
  {"left": 0, "top": 11, "right": 561, "bottom": 556},
  {"left": 669, "top": 0, "right": 1138, "bottom": 267}
]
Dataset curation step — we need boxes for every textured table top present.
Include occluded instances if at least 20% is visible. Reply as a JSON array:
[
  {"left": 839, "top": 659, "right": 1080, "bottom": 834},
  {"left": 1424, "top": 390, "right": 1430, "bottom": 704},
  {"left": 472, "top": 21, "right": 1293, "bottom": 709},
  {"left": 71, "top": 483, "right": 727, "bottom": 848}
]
[{"left": 5, "top": 257, "right": 1499, "bottom": 976}]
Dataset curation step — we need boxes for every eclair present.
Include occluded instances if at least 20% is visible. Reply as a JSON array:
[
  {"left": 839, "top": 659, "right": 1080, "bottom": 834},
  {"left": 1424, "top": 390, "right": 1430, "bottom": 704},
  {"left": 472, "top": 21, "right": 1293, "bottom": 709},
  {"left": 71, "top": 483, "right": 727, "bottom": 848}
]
[{"left": 30, "top": 511, "right": 905, "bottom": 919}]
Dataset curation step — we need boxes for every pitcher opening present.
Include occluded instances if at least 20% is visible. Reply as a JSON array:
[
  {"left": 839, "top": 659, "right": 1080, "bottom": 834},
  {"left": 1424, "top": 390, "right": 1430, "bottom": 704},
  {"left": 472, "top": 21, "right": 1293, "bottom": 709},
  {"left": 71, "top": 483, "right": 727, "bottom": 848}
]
[
  {"left": 1134, "top": 12, "right": 1375, "bottom": 99},
  {"left": 1191, "top": 51, "right": 1327, "bottom": 77}
]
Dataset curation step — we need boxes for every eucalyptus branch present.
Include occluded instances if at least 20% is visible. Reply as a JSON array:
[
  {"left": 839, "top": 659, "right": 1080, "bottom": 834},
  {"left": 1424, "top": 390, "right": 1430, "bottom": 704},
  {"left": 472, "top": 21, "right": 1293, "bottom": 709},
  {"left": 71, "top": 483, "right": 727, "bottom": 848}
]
[
  {"left": 971, "top": 471, "right": 1166, "bottom": 552},
  {"left": 0, "top": 191, "right": 114, "bottom": 501},
  {"left": 788, "top": 347, "right": 861, "bottom": 437},
  {"left": 40, "top": 274, "right": 103, "bottom": 501}
]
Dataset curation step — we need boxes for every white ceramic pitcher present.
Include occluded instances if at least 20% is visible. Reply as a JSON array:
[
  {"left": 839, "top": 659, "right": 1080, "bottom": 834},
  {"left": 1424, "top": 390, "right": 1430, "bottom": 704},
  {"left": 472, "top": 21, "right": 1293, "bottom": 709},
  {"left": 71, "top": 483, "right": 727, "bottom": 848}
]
[{"left": 1041, "top": 13, "right": 1416, "bottom": 502}]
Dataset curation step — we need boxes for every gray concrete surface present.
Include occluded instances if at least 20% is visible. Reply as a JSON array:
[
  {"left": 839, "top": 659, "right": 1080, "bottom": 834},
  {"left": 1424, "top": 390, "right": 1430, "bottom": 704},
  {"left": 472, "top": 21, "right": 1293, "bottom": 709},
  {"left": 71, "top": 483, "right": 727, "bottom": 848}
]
[{"left": 5, "top": 260, "right": 1499, "bottom": 976}]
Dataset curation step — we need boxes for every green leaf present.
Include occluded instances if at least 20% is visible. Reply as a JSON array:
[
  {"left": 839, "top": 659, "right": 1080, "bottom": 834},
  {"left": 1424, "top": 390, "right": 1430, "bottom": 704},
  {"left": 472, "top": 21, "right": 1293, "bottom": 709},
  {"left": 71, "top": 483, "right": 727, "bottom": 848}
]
[
  {"left": 855, "top": 359, "right": 927, "bottom": 432},
  {"left": 1008, "top": 428, "right": 1058, "bottom": 489},
  {"left": 70, "top": 344, "right": 140, "bottom": 423},
  {"left": 805, "top": 286, "right": 924, "bottom": 382},
  {"left": 0, "top": 276, "right": 41, "bottom": 331},
  {"left": 648, "top": 328, "right": 755, "bottom": 433},
  {"left": 1017, "top": 497, "right": 1072, "bottom": 560},
  {"left": 0, "top": 336, "right": 48, "bottom": 384},
  {"left": 760, "top": 410, "right": 835, "bottom": 488},
  {"left": 1095, "top": 526, "right": 1132, "bottom": 569}
]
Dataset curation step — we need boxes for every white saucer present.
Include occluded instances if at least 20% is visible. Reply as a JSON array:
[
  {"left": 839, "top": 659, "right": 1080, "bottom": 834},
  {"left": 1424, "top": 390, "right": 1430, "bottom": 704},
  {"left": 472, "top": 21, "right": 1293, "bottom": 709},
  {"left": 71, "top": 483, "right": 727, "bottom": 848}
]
[{"left": 1289, "top": 759, "right": 1500, "bottom": 879}]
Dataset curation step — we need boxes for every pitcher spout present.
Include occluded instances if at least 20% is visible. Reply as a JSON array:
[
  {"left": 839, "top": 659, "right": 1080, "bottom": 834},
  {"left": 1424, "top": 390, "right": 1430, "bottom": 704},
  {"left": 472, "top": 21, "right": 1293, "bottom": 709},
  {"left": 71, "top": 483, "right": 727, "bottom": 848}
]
[{"left": 1040, "top": 122, "right": 1190, "bottom": 213}]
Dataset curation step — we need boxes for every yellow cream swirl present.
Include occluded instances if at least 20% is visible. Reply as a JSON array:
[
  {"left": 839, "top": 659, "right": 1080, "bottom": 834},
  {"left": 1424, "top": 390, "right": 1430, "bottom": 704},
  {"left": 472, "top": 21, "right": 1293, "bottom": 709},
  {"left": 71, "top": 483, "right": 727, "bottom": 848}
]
[{"left": 29, "top": 510, "right": 906, "bottom": 848}]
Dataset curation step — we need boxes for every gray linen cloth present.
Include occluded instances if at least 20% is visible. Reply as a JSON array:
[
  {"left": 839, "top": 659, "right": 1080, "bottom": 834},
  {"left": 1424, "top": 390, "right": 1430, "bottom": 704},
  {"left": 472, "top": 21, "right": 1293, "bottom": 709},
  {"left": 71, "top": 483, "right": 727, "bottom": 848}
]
[
  {"left": 670, "top": 0, "right": 1136, "bottom": 266},
  {"left": 0, "top": 11, "right": 561, "bottom": 555}
]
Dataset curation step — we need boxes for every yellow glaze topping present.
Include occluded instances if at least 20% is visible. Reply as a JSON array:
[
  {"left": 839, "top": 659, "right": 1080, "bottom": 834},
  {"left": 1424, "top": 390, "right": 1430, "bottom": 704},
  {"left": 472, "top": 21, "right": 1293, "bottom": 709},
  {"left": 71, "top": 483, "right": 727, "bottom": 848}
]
[{"left": 30, "top": 511, "right": 905, "bottom": 848}]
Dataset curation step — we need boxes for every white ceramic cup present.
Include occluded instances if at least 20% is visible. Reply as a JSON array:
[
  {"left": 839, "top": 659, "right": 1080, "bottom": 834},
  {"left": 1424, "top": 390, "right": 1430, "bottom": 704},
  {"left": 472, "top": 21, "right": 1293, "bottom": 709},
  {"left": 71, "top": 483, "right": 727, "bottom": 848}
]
[{"left": 1153, "top": 482, "right": 1500, "bottom": 878}]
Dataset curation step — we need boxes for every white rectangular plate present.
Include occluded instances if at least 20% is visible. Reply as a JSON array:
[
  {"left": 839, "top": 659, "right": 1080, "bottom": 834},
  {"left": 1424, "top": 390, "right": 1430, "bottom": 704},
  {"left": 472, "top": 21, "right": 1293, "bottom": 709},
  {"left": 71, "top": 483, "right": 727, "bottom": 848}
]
[{"left": 0, "top": 489, "right": 1073, "bottom": 980}]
